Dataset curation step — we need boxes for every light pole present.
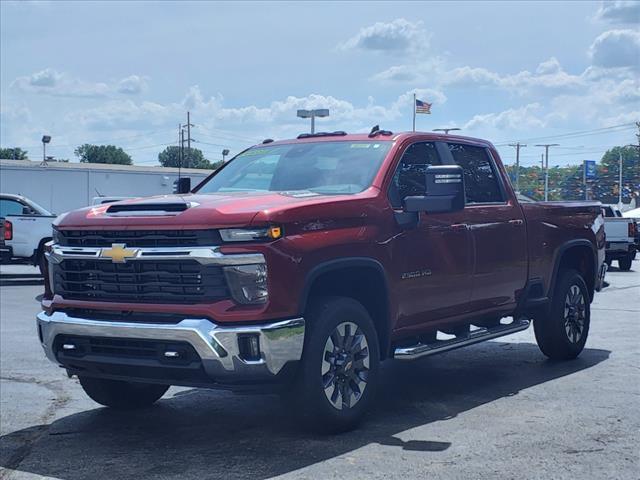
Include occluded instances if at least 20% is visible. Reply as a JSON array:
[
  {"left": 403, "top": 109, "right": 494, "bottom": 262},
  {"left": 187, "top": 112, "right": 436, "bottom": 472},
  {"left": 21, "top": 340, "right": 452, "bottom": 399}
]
[
  {"left": 222, "top": 149, "right": 230, "bottom": 162},
  {"left": 433, "top": 128, "right": 460, "bottom": 135},
  {"left": 297, "top": 109, "right": 329, "bottom": 134},
  {"left": 535, "top": 143, "right": 559, "bottom": 201},
  {"left": 41, "top": 135, "right": 51, "bottom": 166}
]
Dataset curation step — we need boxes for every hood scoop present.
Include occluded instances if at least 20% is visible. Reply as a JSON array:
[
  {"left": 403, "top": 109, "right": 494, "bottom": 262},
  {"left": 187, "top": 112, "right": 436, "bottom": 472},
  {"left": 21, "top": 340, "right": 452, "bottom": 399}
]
[{"left": 106, "top": 201, "right": 191, "bottom": 216}]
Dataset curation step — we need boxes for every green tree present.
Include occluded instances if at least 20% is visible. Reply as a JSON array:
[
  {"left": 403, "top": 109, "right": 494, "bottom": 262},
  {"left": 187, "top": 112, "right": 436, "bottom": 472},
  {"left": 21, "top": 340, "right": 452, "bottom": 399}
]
[
  {"left": 74, "top": 144, "right": 132, "bottom": 165},
  {"left": 0, "top": 147, "right": 28, "bottom": 160},
  {"left": 157, "top": 146, "right": 214, "bottom": 169},
  {"left": 596, "top": 146, "right": 640, "bottom": 203}
]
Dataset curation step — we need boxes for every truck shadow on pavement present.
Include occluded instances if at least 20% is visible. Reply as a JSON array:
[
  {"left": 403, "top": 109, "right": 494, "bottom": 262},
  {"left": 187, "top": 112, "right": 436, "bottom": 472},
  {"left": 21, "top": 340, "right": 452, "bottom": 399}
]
[{"left": 0, "top": 342, "right": 610, "bottom": 480}]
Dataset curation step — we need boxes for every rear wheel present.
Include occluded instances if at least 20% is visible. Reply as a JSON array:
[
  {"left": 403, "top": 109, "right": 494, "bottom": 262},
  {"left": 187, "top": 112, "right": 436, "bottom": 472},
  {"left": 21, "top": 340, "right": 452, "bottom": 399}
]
[
  {"left": 534, "top": 269, "right": 590, "bottom": 360},
  {"left": 286, "top": 296, "right": 380, "bottom": 433},
  {"left": 79, "top": 376, "right": 169, "bottom": 409},
  {"left": 618, "top": 255, "right": 632, "bottom": 271}
]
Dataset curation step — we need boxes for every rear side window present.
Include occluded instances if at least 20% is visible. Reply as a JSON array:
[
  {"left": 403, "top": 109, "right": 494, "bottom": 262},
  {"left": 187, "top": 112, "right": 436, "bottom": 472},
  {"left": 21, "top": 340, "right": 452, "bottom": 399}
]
[
  {"left": 448, "top": 143, "right": 504, "bottom": 204},
  {"left": 389, "top": 142, "right": 441, "bottom": 207},
  {"left": 0, "top": 199, "right": 24, "bottom": 217}
]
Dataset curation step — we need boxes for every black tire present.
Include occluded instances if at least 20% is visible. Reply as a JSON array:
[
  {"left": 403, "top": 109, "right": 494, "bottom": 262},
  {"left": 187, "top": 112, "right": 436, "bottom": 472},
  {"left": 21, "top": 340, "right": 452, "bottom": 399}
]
[
  {"left": 79, "top": 376, "right": 169, "bottom": 409},
  {"left": 618, "top": 255, "right": 632, "bottom": 271},
  {"left": 286, "top": 296, "right": 380, "bottom": 433},
  {"left": 534, "top": 269, "right": 590, "bottom": 360},
  {"left": 37, "top": 249, "right": 47, "bottom": 276}
]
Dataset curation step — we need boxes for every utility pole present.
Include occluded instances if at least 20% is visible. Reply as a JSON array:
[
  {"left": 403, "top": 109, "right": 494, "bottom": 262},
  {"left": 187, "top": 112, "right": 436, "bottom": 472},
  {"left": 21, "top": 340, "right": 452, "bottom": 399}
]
[
  {"left": 535, "top": 143, "right": 559, "bottom": 201},
  {"left": 184, "top": 111, "right": 194, "bottom": 166},
  {"left": 618, "top": 150, "right": 623, "bottom": 206},
  {"left": 508, "top": 142, "right": 526, "bottom": 193},
  {"left": 179, "top": 124, "right": 185, "bottom": 180},
  {"left": 583, "top": 162, "right": 587, "bottom": 201}
]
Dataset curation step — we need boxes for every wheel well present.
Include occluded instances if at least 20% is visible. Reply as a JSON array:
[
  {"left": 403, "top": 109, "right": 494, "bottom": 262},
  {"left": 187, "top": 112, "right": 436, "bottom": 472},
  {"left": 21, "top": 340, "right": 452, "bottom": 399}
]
[
  {"left": 33, "top": 237, "right": 52, "bottom": 263},
  {"left": 305, "top": 266, "right": 390, "bottom": 359},
  {"left": 557, "top": 246, "right": 595, "bottom": 300}
]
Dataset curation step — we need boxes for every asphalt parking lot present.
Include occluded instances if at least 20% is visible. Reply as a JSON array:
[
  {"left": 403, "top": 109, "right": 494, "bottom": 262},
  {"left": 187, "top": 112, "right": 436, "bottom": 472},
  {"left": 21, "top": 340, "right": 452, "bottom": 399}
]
[{"left": 0, "top": 263, "right": 638, "bottom": 480}]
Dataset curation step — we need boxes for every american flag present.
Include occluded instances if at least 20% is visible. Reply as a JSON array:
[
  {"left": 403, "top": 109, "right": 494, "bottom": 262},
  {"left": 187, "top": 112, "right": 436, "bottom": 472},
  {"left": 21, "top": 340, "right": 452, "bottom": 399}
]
[{"left": 415, "top": 99, "right": 432, "bottom": 114}]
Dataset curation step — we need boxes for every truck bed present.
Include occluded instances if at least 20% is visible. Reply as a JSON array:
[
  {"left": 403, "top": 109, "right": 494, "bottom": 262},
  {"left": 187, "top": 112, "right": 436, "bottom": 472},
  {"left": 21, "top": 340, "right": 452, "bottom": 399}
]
[{"left": 521, "top": 201, "right": 605, "bottom": 297}]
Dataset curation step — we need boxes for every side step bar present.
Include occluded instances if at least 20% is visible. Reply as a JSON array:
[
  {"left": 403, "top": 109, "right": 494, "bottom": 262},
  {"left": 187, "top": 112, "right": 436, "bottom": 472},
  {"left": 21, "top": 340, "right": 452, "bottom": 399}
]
[{"left": 394, "top": 318, "right": 531, "bottom": 360}]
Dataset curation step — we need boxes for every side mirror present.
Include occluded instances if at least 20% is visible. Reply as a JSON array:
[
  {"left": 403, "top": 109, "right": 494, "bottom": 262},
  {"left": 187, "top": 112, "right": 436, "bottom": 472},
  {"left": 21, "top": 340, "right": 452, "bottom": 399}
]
[
  {"left": 404, "top": 165, "right": 465, "bottom": 213},
  {"left": 173, "top": 177, "right": 191, "bottom": 194},
  {"left": 22, "top": 206, "right": 33, "bottom": 215}
]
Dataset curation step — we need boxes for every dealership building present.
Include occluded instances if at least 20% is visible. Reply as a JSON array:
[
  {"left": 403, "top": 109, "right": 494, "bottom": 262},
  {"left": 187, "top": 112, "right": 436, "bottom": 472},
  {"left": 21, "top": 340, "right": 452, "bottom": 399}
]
[{"left": 0, "top": 159, "right": 212, "bottom": 214}]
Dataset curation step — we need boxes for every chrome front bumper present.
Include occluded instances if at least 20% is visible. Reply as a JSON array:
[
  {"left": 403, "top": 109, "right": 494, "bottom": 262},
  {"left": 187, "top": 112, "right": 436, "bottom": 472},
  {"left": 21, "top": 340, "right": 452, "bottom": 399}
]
[{"left": 37, "top": 311, "right": 305, "bottom": 382}]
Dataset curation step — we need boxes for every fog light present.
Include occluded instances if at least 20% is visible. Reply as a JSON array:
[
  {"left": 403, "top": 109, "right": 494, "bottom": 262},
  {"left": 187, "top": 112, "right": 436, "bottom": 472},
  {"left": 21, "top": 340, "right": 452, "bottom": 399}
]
[
  {"left": 223, "top": 264, "right": 268, "bottom": 305},
  {"left": 238, "top": 335, "right": 261, "bottom": 361}
]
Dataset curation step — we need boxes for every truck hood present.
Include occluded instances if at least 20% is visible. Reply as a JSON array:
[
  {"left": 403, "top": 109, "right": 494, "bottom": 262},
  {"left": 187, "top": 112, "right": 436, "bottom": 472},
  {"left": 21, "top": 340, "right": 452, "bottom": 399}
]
[{"left": 55, "top": 191, "right": 360, "bottom": 229}]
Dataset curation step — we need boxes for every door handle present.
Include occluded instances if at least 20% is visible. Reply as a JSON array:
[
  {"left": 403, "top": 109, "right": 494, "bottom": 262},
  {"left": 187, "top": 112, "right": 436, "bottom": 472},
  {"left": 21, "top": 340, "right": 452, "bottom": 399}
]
[
  {"left": 508, "top": 219, "right": 524, "bottom": 226},
  {"left": 450, "top": 223, "right": 468, "bottom": 231}
]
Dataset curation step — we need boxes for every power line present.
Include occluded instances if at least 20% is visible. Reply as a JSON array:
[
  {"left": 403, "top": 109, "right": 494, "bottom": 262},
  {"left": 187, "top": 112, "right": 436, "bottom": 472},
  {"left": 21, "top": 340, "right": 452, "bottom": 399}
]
[
  {"left": 494, "top": 122, "right": 636, "bottom": 146},
  {"left": 193, "top": 125, "right": 258, "bottom": 143},
  {"left": 123, "top": 142, "right": 174, "bottom": 152}
]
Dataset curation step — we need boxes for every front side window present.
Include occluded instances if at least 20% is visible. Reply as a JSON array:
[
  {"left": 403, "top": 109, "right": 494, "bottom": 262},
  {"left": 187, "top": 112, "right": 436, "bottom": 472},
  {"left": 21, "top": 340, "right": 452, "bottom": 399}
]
[
  {"left": 389, "top": 142, "right": 441, "bottom": 207},
  {"left": 196, "top": 141, "right": 392, "bottom": 195},
  {"left": 448, "top": 143, "right": 504, "bottom": 204}
]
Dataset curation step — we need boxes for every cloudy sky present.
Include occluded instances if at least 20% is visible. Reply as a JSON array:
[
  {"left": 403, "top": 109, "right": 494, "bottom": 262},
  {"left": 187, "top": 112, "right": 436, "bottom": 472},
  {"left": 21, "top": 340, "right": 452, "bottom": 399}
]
[{"left": 1, "top": 0, "right": 638, "bottom": 167}]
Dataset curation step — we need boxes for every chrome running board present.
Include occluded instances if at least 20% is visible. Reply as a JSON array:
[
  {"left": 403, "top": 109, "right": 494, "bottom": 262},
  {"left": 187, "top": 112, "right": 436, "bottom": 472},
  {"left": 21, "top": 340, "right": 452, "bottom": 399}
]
[{"left": 394, "top": 318, "right": 531, "bottom": 360}]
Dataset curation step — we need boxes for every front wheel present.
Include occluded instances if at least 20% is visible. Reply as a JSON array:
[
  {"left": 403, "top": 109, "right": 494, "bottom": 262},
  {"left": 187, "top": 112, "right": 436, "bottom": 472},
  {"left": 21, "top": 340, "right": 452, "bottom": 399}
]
[
  {"left": 618, "top": 255, "right": 632, "bottom": 271},
  {"left": 534, "top": 269, "right": 590, "bottom": 360},
  {"left": 79, "top": 376, "right": 169, "bottom": 409},
  {"left": 286, "top": 296, "right": 380, "bottom": 433}
]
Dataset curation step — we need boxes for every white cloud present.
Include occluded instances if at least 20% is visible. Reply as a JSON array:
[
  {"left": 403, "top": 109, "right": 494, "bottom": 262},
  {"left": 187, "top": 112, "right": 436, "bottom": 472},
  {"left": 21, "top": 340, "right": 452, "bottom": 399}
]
[
  {"left": 589, "top": 29, "right": 640, "bottom": 69},
  {"left": 72, "top": 86, "right": 447, "bottom": 141},
  {"left": 375, "top": 57, "right": 585, "bottom": 94},
  {"left": 117, "top": 75, "right": 148, "bottom": 95},
  {"left": 27, "top": 68, "right": 61, "bottom": 87},
  {"left": 340, "top": 18, "right": 429, "bottom": 54},
  {"left": 12, "top": 69, "right": 150, "bottom": 97},
  {"left": 593, "top": 1, "right": 640, "bottom": 24},
  {"left": 464, "top": 103, "right": 546, "bottom": 131}
]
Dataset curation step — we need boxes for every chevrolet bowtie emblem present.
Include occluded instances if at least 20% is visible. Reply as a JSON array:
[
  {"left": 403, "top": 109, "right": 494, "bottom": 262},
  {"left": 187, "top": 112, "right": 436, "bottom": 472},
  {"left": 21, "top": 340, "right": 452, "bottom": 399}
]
[{"left": 101, "top": 243, "right": 138, "bottom": 263}]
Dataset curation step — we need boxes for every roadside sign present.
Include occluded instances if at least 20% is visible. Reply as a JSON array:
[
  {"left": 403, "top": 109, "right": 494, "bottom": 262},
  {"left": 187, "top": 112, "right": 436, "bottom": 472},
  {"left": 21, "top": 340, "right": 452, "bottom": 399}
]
[{"left": 584, "top": 160, "right": 596, "bottom": 179}]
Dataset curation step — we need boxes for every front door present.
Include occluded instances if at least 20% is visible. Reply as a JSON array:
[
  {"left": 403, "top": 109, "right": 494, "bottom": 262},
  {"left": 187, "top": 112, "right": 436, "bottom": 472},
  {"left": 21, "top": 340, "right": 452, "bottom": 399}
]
[{"left": 388, "top": 141, "right": 473, "bottom": 330}]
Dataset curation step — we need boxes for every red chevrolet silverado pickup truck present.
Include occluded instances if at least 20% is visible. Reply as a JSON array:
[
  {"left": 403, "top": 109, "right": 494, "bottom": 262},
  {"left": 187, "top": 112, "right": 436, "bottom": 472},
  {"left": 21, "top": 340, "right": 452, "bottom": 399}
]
[{"left": 38, "top": 130, "right": 606, "bottom": 432}]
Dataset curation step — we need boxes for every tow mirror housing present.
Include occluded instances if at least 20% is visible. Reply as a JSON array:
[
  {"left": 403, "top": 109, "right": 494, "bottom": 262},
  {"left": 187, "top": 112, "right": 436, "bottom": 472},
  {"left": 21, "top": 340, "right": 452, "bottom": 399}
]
[{"left": 404, "top": 165, "right": 466, "bottom": 214}]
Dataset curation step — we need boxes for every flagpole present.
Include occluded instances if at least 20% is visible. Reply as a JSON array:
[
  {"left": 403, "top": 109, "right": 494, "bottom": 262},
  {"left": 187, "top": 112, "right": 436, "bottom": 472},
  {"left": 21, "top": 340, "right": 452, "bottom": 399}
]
[{"left": 412, "top": 93, "right": 416, "bottom": 132}]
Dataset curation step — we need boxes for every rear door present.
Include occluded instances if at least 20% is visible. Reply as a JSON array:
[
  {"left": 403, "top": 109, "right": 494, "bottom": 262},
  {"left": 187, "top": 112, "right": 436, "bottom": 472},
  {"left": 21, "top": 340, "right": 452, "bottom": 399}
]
[
  {"left": 446, "top": 143, "right": 528, "bottom": 312},
  {"left": 389, "top": 141, "right": 473, "bottom": 328}
]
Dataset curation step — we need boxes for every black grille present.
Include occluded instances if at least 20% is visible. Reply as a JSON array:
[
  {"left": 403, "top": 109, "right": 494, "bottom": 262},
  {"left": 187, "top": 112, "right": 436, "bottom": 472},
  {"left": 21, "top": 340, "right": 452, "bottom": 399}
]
[
  {"left": 55, "top": 229, "right": 221, "bottom": 248},
  {"left": 54, "top": 335, "right": 200, "bottom": 365},
  {"left": 53, "top": 259, "right": 229, "bottom": 304}
]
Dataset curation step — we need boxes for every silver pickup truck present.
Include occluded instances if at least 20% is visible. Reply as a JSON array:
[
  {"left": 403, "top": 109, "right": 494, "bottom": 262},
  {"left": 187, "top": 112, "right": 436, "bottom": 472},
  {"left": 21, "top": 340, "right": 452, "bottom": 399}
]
[{"left": 602, "top": 205, "right": 637, "bottom": 271}]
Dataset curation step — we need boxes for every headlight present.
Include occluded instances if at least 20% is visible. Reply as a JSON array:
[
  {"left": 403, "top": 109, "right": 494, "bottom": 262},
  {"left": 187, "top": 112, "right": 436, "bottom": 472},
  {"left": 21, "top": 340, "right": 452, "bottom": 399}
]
[
  {"left": 223, "top": 264, "right": 268, "bottom": 305},
  {"left": 220, "top": 226, "right": 282, "bottom": 242}
]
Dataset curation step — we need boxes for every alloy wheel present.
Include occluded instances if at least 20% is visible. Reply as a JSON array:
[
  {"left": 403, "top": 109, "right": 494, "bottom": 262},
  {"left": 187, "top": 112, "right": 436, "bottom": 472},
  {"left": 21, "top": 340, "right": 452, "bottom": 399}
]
[
  {"left": 321, "top": 322, "right": 370, "bottom": 410},
  {"left": 564, "top": 284, "right": 586, "bottom": 344}
]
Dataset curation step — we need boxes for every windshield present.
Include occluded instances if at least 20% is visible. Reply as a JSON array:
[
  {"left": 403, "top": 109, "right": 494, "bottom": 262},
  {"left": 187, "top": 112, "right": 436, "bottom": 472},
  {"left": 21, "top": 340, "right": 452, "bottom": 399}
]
[
  {"left": 25, "top": 198, "right": 53, "bottom": 216},
  {"left": 196, "top": 141, "right": 392, "bottom": 195}
]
